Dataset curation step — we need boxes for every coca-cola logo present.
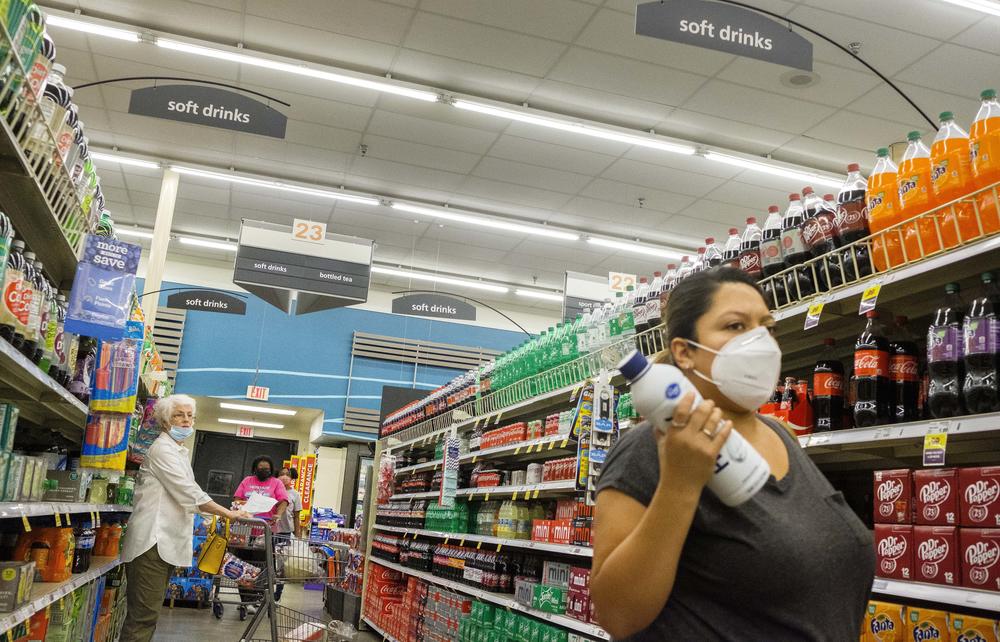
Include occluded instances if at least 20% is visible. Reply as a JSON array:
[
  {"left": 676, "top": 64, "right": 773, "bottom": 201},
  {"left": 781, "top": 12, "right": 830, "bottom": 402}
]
[
  {"left": 871, "top": 616, "right": 895, "bottom": 635},
  {"left": 913, "top": 624, "right": 943, "bottom": 641},
  {"left": 878, "top": 535, "right": 908, "bottom": 560},
  {"left": 877, "top": 479, "right": 904, "bottom": 503},
  {"left": 15, "top": 289, "right": 31, "bottom": 326},
  {"left": 898, "top": 178, "right": 918, "bottom": 197},
  {"left": 816, "top": 376, "right": 843, "bottom": 393},
  {"left": 919, "top": 481, "right": 951, "bottom": 507},
  {"left": 964, "top": 540, "right": 999, "bottom": 574},
  {"left": 889, "top": 358, "right": 918, "bottom": 377},
  {"left": 917, "top": 538, "right": 949, "bottom": 563},
  {"left": 965, "top": 479, "right": 1000, "bottom": 512}
]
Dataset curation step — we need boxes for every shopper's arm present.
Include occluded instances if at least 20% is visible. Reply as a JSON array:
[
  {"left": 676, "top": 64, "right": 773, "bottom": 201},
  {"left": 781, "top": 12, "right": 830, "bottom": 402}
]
[
  {"left": 198, "top": 499, "right": 250, "bottom": 521},
  {"left": 590, "top": 396, "right": 731, "bottom": 639}
]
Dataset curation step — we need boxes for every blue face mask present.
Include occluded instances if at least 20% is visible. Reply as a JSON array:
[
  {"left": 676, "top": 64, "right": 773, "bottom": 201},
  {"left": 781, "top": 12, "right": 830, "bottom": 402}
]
[{"left": 169, "top": 425, "right": 194, "bottom": 441}]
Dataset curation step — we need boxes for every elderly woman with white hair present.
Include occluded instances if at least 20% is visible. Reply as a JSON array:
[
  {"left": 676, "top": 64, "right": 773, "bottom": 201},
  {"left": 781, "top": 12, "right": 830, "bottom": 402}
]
[{"left": 120, "top": 394, "right": 249, "bottom": 642}]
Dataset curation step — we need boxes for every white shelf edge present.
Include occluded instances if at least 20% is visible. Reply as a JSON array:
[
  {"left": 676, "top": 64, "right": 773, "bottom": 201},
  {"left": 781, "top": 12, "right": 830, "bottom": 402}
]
[
  {"left": 0, "top": 503, "right": 132, "bottom": 519},
  {"left": 373, "top": 524, "right": 593, "bottom": 558},
  {"left": 362, "top": 615, "right": 400, "bottom": 642},
  {"left": 389, "top": 480, "right": 578, "bottom": 503},
  {"left": 871, "top": 578, "right": 1000, "bottom": 611},
  {"left": 798, "top": 412, "right": 1000, "bottom": 450},
  {"left": 0, "top": 556, "right": 121, "bottom": 633},
  {"left": 394, "top": 433, "right": 577, "bottom": 476},
  {"left": 370, "top": 559, "right": 609, "bottom": 640}
]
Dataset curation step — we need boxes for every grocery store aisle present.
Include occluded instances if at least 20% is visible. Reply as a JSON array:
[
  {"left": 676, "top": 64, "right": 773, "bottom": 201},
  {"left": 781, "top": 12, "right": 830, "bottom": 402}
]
[{"left": 151, "top": 585, "right": 381, "bottom": 641}]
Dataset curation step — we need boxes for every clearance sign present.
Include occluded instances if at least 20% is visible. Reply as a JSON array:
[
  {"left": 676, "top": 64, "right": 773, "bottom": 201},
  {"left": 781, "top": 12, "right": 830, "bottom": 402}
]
[{"left": 300, "top": 454, "right": 317, "bottom": 512}]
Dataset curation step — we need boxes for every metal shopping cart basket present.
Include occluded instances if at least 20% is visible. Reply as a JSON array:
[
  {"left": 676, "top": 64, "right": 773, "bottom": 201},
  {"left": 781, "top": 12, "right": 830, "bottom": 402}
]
[{"left": 208, "top": 517, "right": 274, "bottom": 623}]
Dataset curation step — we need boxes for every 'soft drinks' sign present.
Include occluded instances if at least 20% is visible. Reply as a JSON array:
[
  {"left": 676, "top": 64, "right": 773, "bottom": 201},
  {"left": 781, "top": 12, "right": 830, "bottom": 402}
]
[{"left": 128, "top": 85, "right": 287, "bottom": 138}]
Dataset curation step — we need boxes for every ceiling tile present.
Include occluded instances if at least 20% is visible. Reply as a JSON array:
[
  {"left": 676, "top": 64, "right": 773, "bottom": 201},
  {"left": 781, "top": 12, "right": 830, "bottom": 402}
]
[
  {"left": 526, "top": 79, "right": 678, "bottom": 130},
  {"left": 455, "top": 176, "right": 574, "bottom": 210},
  {"left": 681, "top": 79, "right": 837, "bottom": 135},
  {"left": 845, "top": 82, "right": 981, "bottom": 130},
  {"left": 419, "top": 0, "right": 598, "bottom": 42},
  {"left": 175, "top": 199, "right": 232, "bottom": 220},
  {"left": 245, "top": 0, "right": 415, "bottom": 46},
  {"left": 487, "top": 135, "right": 617, "bottom": 175},
  {"left": 360, "top": 135, "right": 482, "bottom": 174},
  {"left": 578, "top": 178, "right": 697, "bottom": 214},
  {"left": 549, "top": 200, "right": 672, "bottom": 232},
  {"left": 950, "top": 16, "right": 1000, "bottom": 53},
  {"left": 70, "top": 0, "right": 247, "bottom": 42},
  {"left": 390, "top": 49, "right": 541, "bottom": 102},
  {"left": 600, "top": 158, "right": 728, "bottom": 198},
  {"left": 657, "top": 107, "right": 796, "bottom": 154},
  {"left": 799, "top": 0, "right": 980, "bottom": 41},
  {"left": 365, "top": 110, "right": 500, "bottom": 154},
  {"left": 177, "top": 182, "right": 231, "bottom": 206},
  {"left": 676, "top": 198, "right": 762, "bottom": 228},
  {"left": 417, "top": 224, "right": 525, "bottom": 251},
  {"left": 894, "top": 44, "right": 1000, "bottom": 101},
  {"left": 804, "top": 110, "right": 911, "bottom": 153},
  {"left": 716, "top": 60, "right": 881, "bottom": 109},
  {"left": 284, "top": 121, "right": 365, "bottom": 154},
  {"left": 347, "top": 156, "right": 469, "bottom": 193},
  {"left": 471, "top": 157, "right": 593, "bottom": 194}
]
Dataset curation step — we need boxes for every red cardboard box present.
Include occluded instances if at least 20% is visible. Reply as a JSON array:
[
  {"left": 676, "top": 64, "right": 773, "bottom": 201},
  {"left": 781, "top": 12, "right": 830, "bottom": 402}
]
[
  {"left": 913, "top": 525, "right": 958, "bottom": 586},
  {"left": 874, "top": 469, "right": 912, "bottom": 524},
  {"left": 914, "top": 468, "right": 959, "bottom": 525},
  {"left": 566, "top": 589, "right": 590, "bottom": 623},
  {"left": 569, "top": 566, "right": 591, "bottom": 591},
  {"left": 959, "top": 528, "right": 1000, "bottom": 591},
  {"left": 960, "top": 467, "right": 1000, "bottom": 527},
  {"left": 874, "top": 524, "right": 914, "bottom": 580}
]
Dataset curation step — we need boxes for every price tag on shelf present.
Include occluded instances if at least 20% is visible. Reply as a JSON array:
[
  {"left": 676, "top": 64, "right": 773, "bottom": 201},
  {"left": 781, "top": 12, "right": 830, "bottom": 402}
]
[
  {"left": 495, "top": 412, "right": 503, "bottom": 425},
  {"left": 54, "top": 512, "right": 61, "bottom": 527},
  {"left": 804, "top": 302, "right": 825, "bottom": 330},
  {"left": 859, "top": 282, "right": 882, "bottom": 315},
  {"left": 476, "top": 541, "right": 482, "bottom": 550},
  {"left": 473, "top": 455, "right": 479, "bottom": 462},
  {"left": 64, "top": 513, "right": 70, "bottom": 525},
  {"left": 444, "top": 537, "right": 449, "bottom": 545},
  {"left": 459, "top": 538, "right": 465, "bottom": 546},
  {"left": 532, "top": 489, "right": 540, "bottom": 499},
  {"left": 561, "top": 437, "right": 569, "bottom": 448},
  {"left": 548, "top": 441, "right": 556, "bottom": 450},
  {"left": 473, "top": 418, "right": 481, "bottom": 430},
  {"left": 484, "top": 493, "right": 490, "bottom": 502},
  {"left": 497, "top": 544, "right": 502, "bottom": 552},
  {"left": 923, "top": 432, "right": 948, "bottom": 467},
  {"left": 513, "top": 447, "right": 520, "bottom": 456},
  {"left": 512, "top": 491, "right": 519, "bottom": 501}
]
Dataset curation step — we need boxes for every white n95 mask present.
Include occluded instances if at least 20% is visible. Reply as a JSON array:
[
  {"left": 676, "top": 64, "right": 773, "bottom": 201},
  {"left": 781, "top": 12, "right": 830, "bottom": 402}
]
[{"left": 687, "top": 326, "right": 782, "bottom": 411}]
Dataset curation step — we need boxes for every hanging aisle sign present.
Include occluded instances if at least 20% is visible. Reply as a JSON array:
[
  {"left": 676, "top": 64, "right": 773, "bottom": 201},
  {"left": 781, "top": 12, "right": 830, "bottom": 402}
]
[
  {"left": 636, "top": 0, "right": 814, "bottom": 72},
  {"left": 563, "top": 271, "right": 612, "bottom": 323},
  {"left": 392, "top": 293, "right": 476, "bottom": 321},
  {"left": 128, "top": 84, "right": 288, "bottom": 138},
  {"left": 165, "top": 289, "right": 247, "bottom": 315}
]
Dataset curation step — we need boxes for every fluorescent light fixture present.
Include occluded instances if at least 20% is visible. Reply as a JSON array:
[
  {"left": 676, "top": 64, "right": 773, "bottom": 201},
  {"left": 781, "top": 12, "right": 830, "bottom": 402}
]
[
  {"left": 44, "top": 14, "right": 142, "bottom": 41},
  {"left": 156, "top": 38, "right": 439, "bottom": 102},
  {"left": 704, "top": 152, "right": 843, "bottom": 188},
  {"left": 171, "top": 165, "right": 379, "bottom": 206},
  {"left": 89, "top": 151, "right": 161, "bottom": 169},
  {"left": 515, "top": 288, "right": 564, "bottom": 302},
  {"left": 219, "top": 402, "right": 297, "bottom": 416},
  {"left": 587, "top": 237, "right": 686, "bottom": 259},
  {"left": 218, "top": 418, "right": 284, "bottom": 429},
  {"left": 116, "top": 228, "right": 154, "bottom": 239},
  {"left": 371, "top": 266, "right": 509, "bottom": 293},
  {"left": 938, "top": 0, "right": 1000, "bottom": 16},
  {"left": 178, "top": 236, "right": 238, "bottom": 252},
  {"left": 391, "top": 203, "right": 579, "bottom": 241},
  {"left": 453, "top": 100, "right": 697, "bottom": 155}
]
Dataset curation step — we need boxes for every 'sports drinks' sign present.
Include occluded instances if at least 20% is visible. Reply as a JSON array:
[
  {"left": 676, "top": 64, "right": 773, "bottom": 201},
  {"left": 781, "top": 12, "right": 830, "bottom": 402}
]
[
  {"left": 233, "top": 219, "right": 373, "bottom": 315},
  {"left": 128, "top": 84, "right": 287, "bottom": 138},
  {"left": 392, "top": 293, "right": 476, "bottom": 321},
  {"left": 563, "top": 271, "right": 614, "bottom": 323},
  {"left": 636, "top": 0, "right": 813, "bottom": 72}
]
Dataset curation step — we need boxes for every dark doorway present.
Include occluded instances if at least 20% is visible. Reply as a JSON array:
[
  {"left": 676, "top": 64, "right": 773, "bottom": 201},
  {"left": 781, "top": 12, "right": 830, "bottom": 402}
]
[{"left": 191, "top": 432, "right": 297, "bottom": 506}]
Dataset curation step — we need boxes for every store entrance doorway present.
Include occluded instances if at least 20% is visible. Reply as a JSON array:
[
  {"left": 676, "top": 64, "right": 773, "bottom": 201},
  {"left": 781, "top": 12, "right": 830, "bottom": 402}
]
[{"left": 192, "top": 432, "right": 297, "bottom": 506}]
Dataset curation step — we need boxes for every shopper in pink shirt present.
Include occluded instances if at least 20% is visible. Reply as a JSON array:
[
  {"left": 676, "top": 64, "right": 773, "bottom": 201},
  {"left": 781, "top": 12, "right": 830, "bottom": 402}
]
[{"left": 234, "top": 455, "right": 289, "bottom": 526}]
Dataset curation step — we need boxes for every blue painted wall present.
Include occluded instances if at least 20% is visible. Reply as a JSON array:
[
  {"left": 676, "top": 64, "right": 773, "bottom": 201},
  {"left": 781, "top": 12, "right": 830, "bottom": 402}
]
[{"left": 152, "top": 280, "right": 526, "bottom": 438}]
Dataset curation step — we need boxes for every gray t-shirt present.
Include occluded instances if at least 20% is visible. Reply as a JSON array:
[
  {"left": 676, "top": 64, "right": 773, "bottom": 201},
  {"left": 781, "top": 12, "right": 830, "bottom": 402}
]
[
  {"left": 596, "top": 418, "right": 874, "bottom": 641},
  {"left": 277, "top": 487, "right": 302, "bottom": 535}
]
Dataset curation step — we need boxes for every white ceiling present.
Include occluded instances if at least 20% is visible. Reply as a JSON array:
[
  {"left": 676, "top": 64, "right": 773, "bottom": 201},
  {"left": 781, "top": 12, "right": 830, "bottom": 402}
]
[{"left": 40, "top": 0, "right": 1000, "bottom": 309}]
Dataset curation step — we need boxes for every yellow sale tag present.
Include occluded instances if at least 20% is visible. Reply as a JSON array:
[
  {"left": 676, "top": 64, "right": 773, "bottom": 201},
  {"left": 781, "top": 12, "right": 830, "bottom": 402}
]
[
  {"left": 548, "top": 441, "right": 556, "bottom": 450},
  {"left": 859, "top": 283, "right": 882, "bottom": 315},
  {"left": 65, "top": 513, "right": 71, "bottom": 525},
  {"left": 476, "top": 541, "right": 482, "bottom": 550},
  {"left": 460, "top": 538, "right": 465, "bottom": 546},
  {"left": 512, "top": 491, "right": 519, "bottom": 501},
  {"left": 444, "top": 537, "right": 449, "bottom": 545},
  {"left": 804, "top": 302, "right": 824, "bottom": 330},
  {"left": 21, "top": 515, "right": 30, "bottom": 532},
  {"left": 513, "top": 447, "right": 520, "bottom": 455},
  {"left": 495, "top": 412, "right": 503, "bottom": 424},
  {"left": 473, "top": 455, "right": 479, "bottom": 463},
  {"left": 54, "top": 512, "right": 61, "bottom": 527},
  {"left": 497, "top": 544, "right": 503, "bottom": 552},
  {"left": 561, "top": 437, "right": 569, "bottom": 448},
  {"left": 923, "top": 432, "right": 948, "bottom": 466},
  {"left": 484, "top": 493, "right": 490, "bottom": 502},
  {"left": 532, "top": 489, "right": 540, "bottom": 499}
]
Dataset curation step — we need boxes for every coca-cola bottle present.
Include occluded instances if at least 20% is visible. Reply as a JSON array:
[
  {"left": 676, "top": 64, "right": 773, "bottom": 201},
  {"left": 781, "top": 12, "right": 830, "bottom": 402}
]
[
  {"left": 778, "top": 375, "right": 797, "bottom": 422},
  {"left": 773, "top": 379, "right": 788, "bottom": 421},
  {"left": 889, "top": 316, "right": 921, "bottom": 423},
  {"left": 801, "top": 186, "right": 838, "bottom": 257},
  {"left": 788, "top": 379, "right": 814, "bottom": 436},
  {"left": 836, "top": 163, "right": 874, "bottom": 282},
  {"left": 854, "top": 310, "right": 891, "bottom": 427},
  {"left": 759, "top": 205, "right": 788, "bottom": 308},
  {"left": 963, "top": 272, "right": 1000, "bottom": 414},
  {"left": 927, "top": 283, "right": 965, "bottom": 418},
  {"left": 813, "top": 338, "right": 844, "bottom": 432},
  {"left": 659, "top": 264, "right": 677, "bottom": 327},
  {"left": 760, "top": 381, "right": 781, "bottom": 417},
  {"left": 737, "top": 217, "right": 763, "bottom": 280},
  {"left": 703, "top": 237, "right": 723, "bottom": 268},
  {"left": 721, "top": 227, "right": 741, "bottom": 269}
]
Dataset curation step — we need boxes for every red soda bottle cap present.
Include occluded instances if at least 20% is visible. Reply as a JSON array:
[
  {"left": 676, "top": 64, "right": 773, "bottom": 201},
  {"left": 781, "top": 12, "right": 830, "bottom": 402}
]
[
  {"left": 681, "top": 256, "right": 690, "bottom": 263},
  {"left": 705, "top": 237, "right": 714, "bottom": 244},
  {"left": 729, "top": 227, "right": 739, "bottom": 234},
  {"left": 768, "top": 205, "right": 779, "bottom": 213},
  {"left": 640, "top": 276, "right": 648, "bottom": 283},
  {"left": 789, "top": 193, "right": 801, "bottom": 200},
  {"left": 653, "top": 271, "right": 662, "bottom": 277},
  {"left": 801, "top": 186, "right": 814, "bottom": 195},
  {"left": 823, "top": 194, "right": 835, "bottom": 200},
  {"left": 847, "top": 163, "right": 860, "bottom": 172},
  {"left": 866, "top": 310, "right": 879, "bottom": 318},
  {"left": 667, "top": 264, "right": 676, "bottom": 269},
  {"left": 746, "top": 217, "right": 757, "bottom": 224},
  {"left": 697, "top": 248, "right": 705, "bottom": 254}
]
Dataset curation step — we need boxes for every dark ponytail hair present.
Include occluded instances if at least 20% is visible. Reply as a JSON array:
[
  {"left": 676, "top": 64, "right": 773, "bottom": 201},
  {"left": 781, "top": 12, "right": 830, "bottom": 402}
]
[{"left": 665, "top": 267, "right": 764, "bottom": 343}]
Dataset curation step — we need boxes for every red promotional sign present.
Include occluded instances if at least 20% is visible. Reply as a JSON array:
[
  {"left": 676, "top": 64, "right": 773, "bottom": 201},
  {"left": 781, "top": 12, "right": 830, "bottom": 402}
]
[{"left": 300, "top": 454, "right": 316, "bottom": 512}]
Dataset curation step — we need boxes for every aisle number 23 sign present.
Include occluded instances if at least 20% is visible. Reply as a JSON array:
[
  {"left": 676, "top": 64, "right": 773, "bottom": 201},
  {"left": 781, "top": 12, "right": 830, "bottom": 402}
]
[
  {"left": 292, "top": 219, "right": 327, "bottom": 243},
  {"left": 609, "top": 272, "right": 637, "bottom": 293}
]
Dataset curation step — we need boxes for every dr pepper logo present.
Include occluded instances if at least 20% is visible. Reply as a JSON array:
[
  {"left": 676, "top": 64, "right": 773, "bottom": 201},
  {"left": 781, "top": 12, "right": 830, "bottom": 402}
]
[
  {"left": 965, "top": 540, "right": 1000, "bottom": 585},
  {"left": 878, "top": 536, "right": 907, "bottom": 573},
  {"left": 966, "top": 479, "right": 1000, "bottom": 523},
  {"left": 917, "top": 538, "right": 948, "bottom": 579},
  {"left": 920, "top": 482, "right": 951, "bottom": 520}
]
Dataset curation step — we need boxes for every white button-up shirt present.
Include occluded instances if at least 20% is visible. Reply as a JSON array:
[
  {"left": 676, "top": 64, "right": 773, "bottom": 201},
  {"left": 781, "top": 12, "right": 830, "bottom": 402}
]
[{"left": 122, "top": 432, "right": 212, "bottom": 568}]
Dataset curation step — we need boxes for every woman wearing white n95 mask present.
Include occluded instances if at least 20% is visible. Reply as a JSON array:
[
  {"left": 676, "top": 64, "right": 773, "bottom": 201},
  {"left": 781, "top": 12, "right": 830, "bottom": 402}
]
[
  {"left": 120, "top": 394, "right": 250, "bottom": 642},
  {"left": 592, "top": 267, "right": 874, "bottom": 641}
]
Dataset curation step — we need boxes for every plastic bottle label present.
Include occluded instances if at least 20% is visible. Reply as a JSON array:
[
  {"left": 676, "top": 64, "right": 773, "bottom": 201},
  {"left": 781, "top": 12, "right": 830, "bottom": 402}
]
[
  {"left": 854, "top": 349, "right": 888, "bottom": 377},
  {"left": 889, "top": 355, "right": 919, "bottom": 382},
  {"left": 802, "top": 214, "right": 835, "bottom": 249},
  {"left": 738, "top": 250, "right": 762, "bottom": 275},
  {"left": 760, "top": 238, "right": 783, "bottom": 268},
  {"left": 963, "top": 318, "right": 998, "bottom": 356},
  {"left": 813, "top": 372, "right": 843, "bottom": 396},
  {"left": 644, "top": 298, "right": 660, "bottom": 325},
  {"left": 780, "top": 227, "right": 807, "bottom": 259},
  {"left": 928, "top": 326, "right": 963, "bottom": 363},
  {"left": 836, "top": 200, "right": 868, "bottom": 236}
]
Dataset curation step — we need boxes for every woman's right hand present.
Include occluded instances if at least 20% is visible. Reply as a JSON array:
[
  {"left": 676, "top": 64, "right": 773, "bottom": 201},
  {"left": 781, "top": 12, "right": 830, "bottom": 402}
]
[
  {"left": 656, "top": 392, "right": 733, "bottom": 499},
  {"left": 227, "top": 509, "right": 252, "bottom": 521}
]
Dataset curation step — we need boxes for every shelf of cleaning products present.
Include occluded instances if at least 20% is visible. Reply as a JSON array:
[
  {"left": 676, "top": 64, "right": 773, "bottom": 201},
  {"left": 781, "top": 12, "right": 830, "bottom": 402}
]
[
  {"left": 371, "top": 560, "right": 610, "bottom": 640},
  {"left": 374, "top": 524, "right": 593, "bottom": 558},
  {"left": 0, "top": 336, "right": 88, "bottom": 433},
  {"left": 361, "top": 616, "right": 400, "bottom": 642},
  {"left": 0, "top": 555, "right": 120, "bottom": 634},
  {"left": 0, "top": 113, "right": 82, "bottom": 288},
  {"left": 394, "top": 434, "right": 578, "bottom": 476},
  {"left": 872, "top": 578, "right": 1000, "bottom": 612},
  {"left": 0, "top": 503, "right": 132, "bottom": 519}
]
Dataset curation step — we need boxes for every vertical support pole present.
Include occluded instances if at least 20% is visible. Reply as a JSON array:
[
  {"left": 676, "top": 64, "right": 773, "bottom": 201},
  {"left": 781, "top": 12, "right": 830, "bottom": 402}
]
[{"left": 142, "top": 169, "right": 180, "bottom": 329}]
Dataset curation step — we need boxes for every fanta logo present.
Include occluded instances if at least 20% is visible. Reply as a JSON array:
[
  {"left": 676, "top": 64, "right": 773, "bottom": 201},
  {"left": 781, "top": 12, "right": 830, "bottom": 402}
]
[
  {"left": 913, "top": 624, "right": 942, "bottom": 641},
  {"left": 899, "top": 178, "right": 918, "bottom": 196},
  {"left": 869, "top": 194, "right": 885, "bottom": 210},
  {"left": 919, "top": 481, "right": 951, "bottom": 506},
  {"left": 965, "top": 479, "right": 1000, "bottom": 507},
  {"left": 958, "top": 632, "right": 988, "bottom": 642},
  {"left": 965, "top": 541, "right": 1000, "bottom": 569},
  {"left": 878, "top": 535, "right": 907, "bottom": 559},
  {"left": 878, "top": 479, "right": 904, "bottom": 502},
  {"left": 917, "top": 538, "right": 948, "bottom": 563},
  {"left": 871, "top": 616, "right": 895, "bottom": 634},
  {"left": 931, "top": 162, "right": 947, "bottom": 182}
]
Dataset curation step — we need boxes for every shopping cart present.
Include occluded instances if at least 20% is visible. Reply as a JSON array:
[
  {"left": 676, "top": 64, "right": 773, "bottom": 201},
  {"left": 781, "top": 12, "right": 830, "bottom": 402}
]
[{"left": 215, "top": 518, "right": 353, "bottom": 642}]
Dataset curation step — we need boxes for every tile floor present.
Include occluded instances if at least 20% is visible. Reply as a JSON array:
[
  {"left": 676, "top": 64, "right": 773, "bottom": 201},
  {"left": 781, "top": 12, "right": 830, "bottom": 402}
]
[{"left": 151, "top": 584, "right": 381, "bottom": 641}]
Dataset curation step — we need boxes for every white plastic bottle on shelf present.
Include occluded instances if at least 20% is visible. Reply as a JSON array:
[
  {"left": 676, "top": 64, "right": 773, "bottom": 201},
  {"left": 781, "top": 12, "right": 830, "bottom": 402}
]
[
  {"left": 632, "top": 277, "right": 649, "bottom": 335},
  {"left": 644, "top": 271, "right": 663, "bottom": 331},
  {"left": 617, "top": 350, "right": 771, "bottom": 507},
  {"left": 619, "top": 286, "right": 636, "bottom": 343}
]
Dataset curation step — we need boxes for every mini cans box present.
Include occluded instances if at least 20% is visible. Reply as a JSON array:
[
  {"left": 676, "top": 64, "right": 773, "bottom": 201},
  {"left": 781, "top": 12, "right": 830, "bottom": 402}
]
[
  {"left": 542, "top": 561, "right": 571, "bottom": 588},
  {"left": 569, "top": 566, "right": 590, "bottom": 590},
  {"left": 875, "top": 524, "right": 914, "bottom": 580},
  {"left": 907, "top": 608, "right": 950, "bottom": 642},
  {"left": 866, "top": 601, "right": 906, "bottom": 642},
  {"left": 959, "top": 528, "right": 1000, "bottom": 591},
  {"left": 874, "top": 469, "right": 912, "bottom": 524},
  {"left": 913, "top": 526, "right": 958, "bottom": 586},
  {"left": 960, "top": 467, "right": 1000, "bottom": 527},
  {"left": 914, "top": 468, "right": 959, "bottom": 526},
  {"left": 950, "top": 613, "right": 1000, "bottom": 642},
  {"left": 565, "top": 589, "right": 590, "bottom": 623}
]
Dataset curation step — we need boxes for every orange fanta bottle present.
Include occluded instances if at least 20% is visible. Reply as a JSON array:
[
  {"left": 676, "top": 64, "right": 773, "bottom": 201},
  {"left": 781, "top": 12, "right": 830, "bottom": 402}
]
[
  {"left": 970, "top": 88, "right": 1000, "bottom": 234},
  {"left": 898, "top": 131, "right": 941, "bottom": 261},
  {"left": 931, "top": 111, "right": 979, "bottom": 247},
  {"left": 868, "top": 148, "right": 904, "bottom": 271}
]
